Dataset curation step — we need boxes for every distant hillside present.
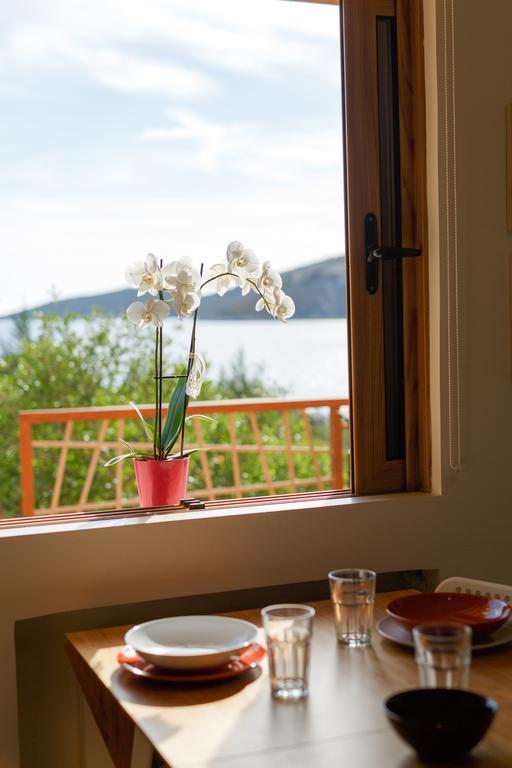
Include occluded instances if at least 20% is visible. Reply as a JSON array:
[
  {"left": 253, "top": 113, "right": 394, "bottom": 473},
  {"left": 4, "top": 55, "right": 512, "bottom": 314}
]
[
  {"left": 4, "top": 255, "right": 346, "bottom": 320},
  {"left": 201, "top": 256, "right": 346, "bottom": 319}
]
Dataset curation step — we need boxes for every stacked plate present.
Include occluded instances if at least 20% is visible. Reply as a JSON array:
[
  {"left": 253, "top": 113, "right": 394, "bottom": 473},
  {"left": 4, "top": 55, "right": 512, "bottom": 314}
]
[
  {"left": 378, "top": 592, "right": 512, "bottom": 650},
  {"left": 119, "top": 615, "right": 264, "bottom": 683}
]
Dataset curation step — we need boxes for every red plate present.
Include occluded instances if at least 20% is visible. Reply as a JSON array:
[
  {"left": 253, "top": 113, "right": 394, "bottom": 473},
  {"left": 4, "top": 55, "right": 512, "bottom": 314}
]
[
  {"left": 386, "top": 593, "right": 511, "bottom": 639},
  {"left": 118, "top": 642, "right": 265, "bottom": 683}
]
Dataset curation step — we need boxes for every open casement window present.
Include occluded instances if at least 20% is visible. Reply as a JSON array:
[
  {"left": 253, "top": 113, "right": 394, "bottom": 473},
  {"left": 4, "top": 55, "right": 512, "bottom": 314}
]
[
  {"left": 341, "top": 0, "right": 430, "bottom": 495},
  {"left": 6, "top": 0, "right": 430, "bottom": 529}
]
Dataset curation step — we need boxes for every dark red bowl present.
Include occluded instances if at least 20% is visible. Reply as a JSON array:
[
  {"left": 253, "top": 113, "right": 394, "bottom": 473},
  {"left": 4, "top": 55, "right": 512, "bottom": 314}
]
[{"left": 386, "top": 592, "right": 511, "bottom": 639}]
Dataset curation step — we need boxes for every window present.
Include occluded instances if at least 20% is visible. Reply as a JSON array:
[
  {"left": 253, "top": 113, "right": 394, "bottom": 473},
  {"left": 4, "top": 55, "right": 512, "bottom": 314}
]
[
  {"left": 342, "top": 0, "right": 430, "bottom": 494},
  {"left": 0, "top": 0, "right": 429, "bottom": 523}
]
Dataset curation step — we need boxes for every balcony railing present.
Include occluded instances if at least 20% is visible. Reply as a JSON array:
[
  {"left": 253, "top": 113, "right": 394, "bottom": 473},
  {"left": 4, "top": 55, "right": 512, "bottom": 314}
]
[{"left": 18, "top": 397, "right": 350, "bottom": 516}]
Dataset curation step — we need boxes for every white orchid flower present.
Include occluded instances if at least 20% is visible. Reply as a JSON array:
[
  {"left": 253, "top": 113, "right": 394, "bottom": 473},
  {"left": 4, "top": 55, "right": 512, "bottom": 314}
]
[
  {"left": 226, "top": 240, "right": 245, "bottom": 262},
  {"left": 255, "top": 295, "right": 272, "bottom": 314},
  {"left": 126, "top": 299, "right": 169, "bottom": 328},
  {"left": 161, "top": 259, "right": 201, "bottom": 294},
  {"left": 125, "top": 253, "right": 162, "bottom": 296},
  {"left": 272, "top": 289, "right": 296, "bottom": 322},
  {"left": 226, "top": 241, "right": 260, "bottom": 295},
  {"left": 173, "top": 287, "right": 201, "bottom": 318},
  {"left": 255, "top": 287, "right": 295, "bottom": 321},
  {"left": 257, "top": 261, "right": 282, "bottom": 297},
  {"left": 161, "top": 259, "right": 202, "bottom": 318},
  {"left": 208, "top": 263, "right": 240, "bottom": 296},
  {"left": 186, "top": 352, "right": 206, "bottom": 399}
]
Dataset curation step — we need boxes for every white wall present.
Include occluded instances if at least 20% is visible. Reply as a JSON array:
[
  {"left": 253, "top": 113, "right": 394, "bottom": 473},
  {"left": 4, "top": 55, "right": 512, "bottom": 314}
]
[{"left": 2, "top": 0, "right": 512, "bottom": 765}]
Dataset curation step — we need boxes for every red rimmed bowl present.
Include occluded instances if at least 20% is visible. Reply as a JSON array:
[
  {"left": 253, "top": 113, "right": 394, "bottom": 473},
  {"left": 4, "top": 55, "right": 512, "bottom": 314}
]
[{"left": 386, "top": 592, "right": 511, "bottom": 639}]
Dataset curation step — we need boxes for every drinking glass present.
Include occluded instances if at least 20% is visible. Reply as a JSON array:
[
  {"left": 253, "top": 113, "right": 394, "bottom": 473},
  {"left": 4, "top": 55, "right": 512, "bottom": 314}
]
[
  {"left": 413, "top": 623, "right": 472, "bottom": 689},
  {"left": 328, "top": 569, "right": 376, "bottom": 647},
  {"left": 261, "top": 604, "right": 315, "bottom": 700}
]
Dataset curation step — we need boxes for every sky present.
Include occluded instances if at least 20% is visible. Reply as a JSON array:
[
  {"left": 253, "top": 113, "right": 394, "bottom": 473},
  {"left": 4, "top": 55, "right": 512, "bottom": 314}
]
[{"left": 0, "top": 0, "right": 344, "bottom": 315}]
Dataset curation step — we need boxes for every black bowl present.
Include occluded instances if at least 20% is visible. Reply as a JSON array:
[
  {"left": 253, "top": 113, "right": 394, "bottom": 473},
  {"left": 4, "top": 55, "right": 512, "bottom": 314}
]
[{"left": 384, "top": 689, "right": 498, "bottom": 761}]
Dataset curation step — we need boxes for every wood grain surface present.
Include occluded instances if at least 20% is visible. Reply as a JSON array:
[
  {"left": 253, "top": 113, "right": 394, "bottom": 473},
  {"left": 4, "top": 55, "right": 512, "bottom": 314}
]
[
  {"left": 66, "top": 591, "right": 512, "bottom": 768},
  {"left": 342, "top": 0, "right": 406, "bottom": 495},
  {"left": 396, "top": 0, "right": 431, "bottom": 493},
  {"left": 507, "top": 103, "right": 512, "bottom": 232}
]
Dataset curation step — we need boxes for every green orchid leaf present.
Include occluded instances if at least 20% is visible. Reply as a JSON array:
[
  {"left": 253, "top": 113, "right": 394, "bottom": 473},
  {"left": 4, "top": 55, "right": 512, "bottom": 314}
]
[
  {"left": 167, "top": 448, "right": 198, "bottom": 459},
  {"left": 161, "top": 378, "right": 187, "bottom": 454},
  {"left": 185, "top": 414, "right": 216, "bottom": 425},
  {"left": 104, "top": 450, "right": 154, "bottom": 467},
  {"left": 103, "top": 452, "right": 136, "bottom": 467},
  {"left": 130, "top": 453, "right": 156, "bottom": 461},
  {"left": 129, "top": 401, "right": 154, "bottom": 441}
]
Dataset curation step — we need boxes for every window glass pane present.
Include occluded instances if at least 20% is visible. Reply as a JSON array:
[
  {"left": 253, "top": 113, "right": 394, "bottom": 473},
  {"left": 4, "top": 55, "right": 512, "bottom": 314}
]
[{"left": 0, "top": 0, "right": 349, "bottom": 518}]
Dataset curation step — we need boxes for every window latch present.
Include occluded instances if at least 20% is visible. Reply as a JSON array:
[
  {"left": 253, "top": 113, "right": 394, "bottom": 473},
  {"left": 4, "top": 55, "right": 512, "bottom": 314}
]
[{"left": 365, "top": 212, "right": 422, "bottom": 294}]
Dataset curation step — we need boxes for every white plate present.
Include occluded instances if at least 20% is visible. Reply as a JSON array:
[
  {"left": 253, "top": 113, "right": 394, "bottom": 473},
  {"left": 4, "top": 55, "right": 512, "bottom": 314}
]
[
  {"left": 125, "top": 615, "right": 259, "bottom": 670},
  {"left": 377, "top": 616, "right": 512, "bottom": 651}
]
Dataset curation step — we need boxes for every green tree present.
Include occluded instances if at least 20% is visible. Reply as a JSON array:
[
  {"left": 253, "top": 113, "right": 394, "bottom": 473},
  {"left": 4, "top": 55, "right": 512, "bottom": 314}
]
[
  {"left": 0, "top": 312, "right": 157, "bottom": 516},
  {"left": 0, "top": 313, "right": 342, "bottom": 518}
]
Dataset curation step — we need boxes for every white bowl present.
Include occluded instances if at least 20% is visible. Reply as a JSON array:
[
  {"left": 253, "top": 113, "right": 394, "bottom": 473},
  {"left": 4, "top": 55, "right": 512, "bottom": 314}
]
[{"left": 124, "top": 615, "right": 259, "bottom": 670}]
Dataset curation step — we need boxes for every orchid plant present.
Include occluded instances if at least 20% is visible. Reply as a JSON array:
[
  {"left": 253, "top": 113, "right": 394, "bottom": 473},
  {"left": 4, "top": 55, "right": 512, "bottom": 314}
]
[{"left": 105, "top": 241, "right": 295, "bottom": 466}]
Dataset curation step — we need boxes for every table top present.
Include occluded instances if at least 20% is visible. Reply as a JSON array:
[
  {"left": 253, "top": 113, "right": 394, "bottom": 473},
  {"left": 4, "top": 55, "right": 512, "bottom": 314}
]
[{"left": 66, "top": 590, "right": 512, "bottom": 768}]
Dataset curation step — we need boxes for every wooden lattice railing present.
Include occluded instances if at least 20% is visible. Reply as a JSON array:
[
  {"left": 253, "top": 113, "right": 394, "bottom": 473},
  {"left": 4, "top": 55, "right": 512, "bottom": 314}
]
[{"left": 18, "top": 397, "right": 349, "bottom": 516}]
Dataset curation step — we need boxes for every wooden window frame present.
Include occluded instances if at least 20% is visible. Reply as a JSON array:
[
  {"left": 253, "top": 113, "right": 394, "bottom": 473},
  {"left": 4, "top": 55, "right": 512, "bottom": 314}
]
[{"left": 342, "top": 0, "right": 430, "bottom": 494}]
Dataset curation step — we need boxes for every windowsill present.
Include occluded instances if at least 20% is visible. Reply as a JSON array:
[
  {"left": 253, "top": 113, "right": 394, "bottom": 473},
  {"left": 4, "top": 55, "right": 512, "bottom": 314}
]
[{"left": 0, "top": 489, "right": 438, "bottom": 540}]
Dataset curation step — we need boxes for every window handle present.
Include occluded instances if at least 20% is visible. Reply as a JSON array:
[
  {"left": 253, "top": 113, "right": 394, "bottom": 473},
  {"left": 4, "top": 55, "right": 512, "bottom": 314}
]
[
  {"left": 365, "top": 212, "right": 422, "bottom": 294},
  {"left": 370, "top": 246, "right": 422, "bottom": 261}
]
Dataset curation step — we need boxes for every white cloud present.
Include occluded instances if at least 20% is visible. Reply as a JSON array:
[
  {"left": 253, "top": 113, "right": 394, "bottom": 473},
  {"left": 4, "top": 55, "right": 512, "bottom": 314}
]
[
  {"left": 0, "top": 0, "right": 344, "bottom": 316},
  {"left": 10, "top": 27, "right": 209, "bottom": 97},
  {"left": 140, "top": 108, "right": 342, "bottom": 179},
  {"left": 0, "top": 184, "right": 344, "bottom": 315},
  {"left": 140, "top": 109, "right": 245, "bottom": 171},
  {"left": 5, "top": 0, "right": 340, "bottom": 86},
  {"left": 73, "top": 48, "right": 207, "bottom": 97}
]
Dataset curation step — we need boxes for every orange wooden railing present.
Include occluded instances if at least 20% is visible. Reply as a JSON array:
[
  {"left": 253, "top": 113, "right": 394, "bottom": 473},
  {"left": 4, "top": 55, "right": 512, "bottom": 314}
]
[{"left": 18, "top": 397, "right": 350, "bottom": 516}]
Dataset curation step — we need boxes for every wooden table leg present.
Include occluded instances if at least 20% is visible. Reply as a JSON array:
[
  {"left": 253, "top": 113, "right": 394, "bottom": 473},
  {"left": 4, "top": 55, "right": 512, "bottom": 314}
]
[
  {"left": 67, "top": 638, "right": 156, "bottom": 768},
  {"left": 130, "top": 728, "right": 155, "bottom": 768}
]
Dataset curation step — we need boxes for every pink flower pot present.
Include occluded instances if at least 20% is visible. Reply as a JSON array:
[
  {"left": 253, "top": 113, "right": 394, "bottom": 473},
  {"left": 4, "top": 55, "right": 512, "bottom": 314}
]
[{"left": 134, "top": 457, "right": 190, "bottom": 507}]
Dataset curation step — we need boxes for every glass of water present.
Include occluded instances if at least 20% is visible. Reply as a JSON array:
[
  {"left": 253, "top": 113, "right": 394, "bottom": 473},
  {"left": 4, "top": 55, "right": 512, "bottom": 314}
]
[
  {"left": 413, "top": 623, "right": 472, "bottom": 689},
  {"left": 328, "top": 569, "right": 376, "bottom": 647},
  {"left": 261, "top": 604, "right": 315, "bottom": 700}
]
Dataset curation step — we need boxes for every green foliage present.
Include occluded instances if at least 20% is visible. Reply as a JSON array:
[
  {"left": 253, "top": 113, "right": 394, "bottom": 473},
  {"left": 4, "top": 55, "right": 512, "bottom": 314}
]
[
  {"left": 184, "top": 407, "right": 342, "bottom": 499},
  {"left": 0, "top": 313, "right": 347, "bottom": 518},
  {"left": 0, "top": 311, "right": 157, "bottom": 516},
  {"left": 216, "top": 350, "right": 285, "bottom": 399}
]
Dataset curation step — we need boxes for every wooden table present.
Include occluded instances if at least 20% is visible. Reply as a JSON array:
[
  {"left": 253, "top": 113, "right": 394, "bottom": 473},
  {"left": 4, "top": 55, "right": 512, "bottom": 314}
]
[{"left": 66, "top": 591, "right": 512, "bottom": 768}]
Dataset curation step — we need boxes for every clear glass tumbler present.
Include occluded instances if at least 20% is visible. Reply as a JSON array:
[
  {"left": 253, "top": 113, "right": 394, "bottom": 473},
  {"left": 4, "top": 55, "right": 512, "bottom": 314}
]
[
  {"left": 261, "top": 604, "right": 315, "bottom": 700},
  {"left": 413, "top": 623, "right": 472, "bottom": 689},
  {"left": 328, "top": 568, "right": 376, "bottom": 647}
]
